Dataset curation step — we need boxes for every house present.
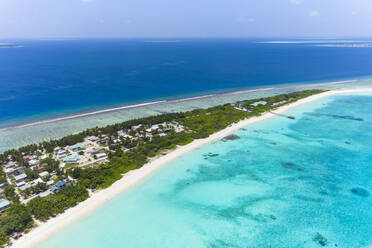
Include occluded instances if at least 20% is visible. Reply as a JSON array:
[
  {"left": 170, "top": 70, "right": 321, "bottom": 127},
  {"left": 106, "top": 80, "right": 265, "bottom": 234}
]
[
  {"left": 15, "top": 181, "right": 26, "bottom": 188},
  {"left": 250, "top": 100, "right": 267, "bottom": 107},
  {"left": 5, "top": 167, "right": 15, "bottom": 176},
  {"left": 272, "top": 100, "right": 287, "bottom": 106},
  {"left": 146, "top": 124, "right": 162, "bottom": 133},
  {"left": 51, "top": 181, "right": 66, "bottom": 193},
  {"left": 39, "top": 154, "right": 48, "bottom": 160},
  {"left": 12, "top": 167, "right": 25, "bottom": 176},
  {"left": 46, "top": 180, "right": 54, "bottom": 186},
  {"left": 39, "top": 171, "right": 49, "bottom": 178},
  {"left": 56, "top": 149, "right": 66, "bottom": 156},
  {"left": 29, "top": 159, "right": 40, "bottom": 166},
  {"left": 63, "top": 154, "right": 79, "bottom": 163},
  {"left": 23, "top": 155, "right": 33, "bottom": 162},
  {"left": 58, "top": 154, "right": 67, "bottom": 159},
  {"left": 89, "top": 149, "right": 100, "bottom": 155},
  {"left": 87, "top": 136, "right": 100, "bottom": 142},
  {"left": 118, "top": 130, "right": 132, "bottom": 138},
  {"left": 131, "top": 124, "right": 142, "bottom": 130},
  {"left": 96, "top": 153, "right": 107, "bottom": 159},
  {"left": 14, "top": 173, "right": 27, "bottom": 182},
  {"left": 31, "top": 178, "right": 44, "bottom": 187},
  {"left": 4, "top": 162, "right": 17, "bottom": 169},
  {"left": 0, "top": 199, "right": 10, "bottom": 212},
  {"left": 39, "top": 190, "right": 52, "bottom": 197},
  {"left": 69, "top": 143, "right": 85, "bottom": 151},
  {"left": 234, "top": 106, "right": 251, "bottom": 113},
  {"left": 19, "top": 184, "right": 32, "bottom": 191}
]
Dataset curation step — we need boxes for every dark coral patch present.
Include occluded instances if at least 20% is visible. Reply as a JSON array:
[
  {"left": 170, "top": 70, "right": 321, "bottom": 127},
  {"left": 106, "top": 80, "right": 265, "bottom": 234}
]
[
  {"left": 281, "top": 162, "right": 296, "bottom": 168},
  {"left": 202, "top": 152, "right": 220, "bottom": 159},
  {"left": 312, "top": 232, "right": 328, "bottom": 247},
  {"left": 351, "top": 187, "right": 370, "bottom": 197},
  {"left": 223, "top": 134, "right": 240, "bottom": 141}
]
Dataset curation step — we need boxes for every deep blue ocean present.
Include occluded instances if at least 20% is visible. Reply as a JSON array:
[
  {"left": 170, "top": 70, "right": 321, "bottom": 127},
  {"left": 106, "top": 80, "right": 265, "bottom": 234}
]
[{"left": 1, "top": 38, "right": 372, "bottom": 126}]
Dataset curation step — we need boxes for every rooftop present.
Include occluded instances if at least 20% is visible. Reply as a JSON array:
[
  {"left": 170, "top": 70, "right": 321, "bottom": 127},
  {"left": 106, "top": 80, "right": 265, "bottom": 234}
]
[
  {"left": 0, "top": 199, "right": 10, "bottom": 209},
  {"left": 251, "top": 101, "right": 267, "bottom": 107},
  {"left": 70, "top": 143, "right": 85, "bottom": 150},
  {"left": 63, "top": 154, "right": 79, "bottom": 163}
]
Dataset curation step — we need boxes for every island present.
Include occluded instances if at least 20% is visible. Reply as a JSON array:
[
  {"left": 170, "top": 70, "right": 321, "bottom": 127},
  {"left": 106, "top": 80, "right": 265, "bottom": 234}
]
[
  {"left": 0, "top": 44, "right": 21, "bottom": 49},
  {"left": 0, "top": 89, "right": 326, "bottom": 247},
  {"left": 315, "top": 44, "right": 372, "bottom": 48}
]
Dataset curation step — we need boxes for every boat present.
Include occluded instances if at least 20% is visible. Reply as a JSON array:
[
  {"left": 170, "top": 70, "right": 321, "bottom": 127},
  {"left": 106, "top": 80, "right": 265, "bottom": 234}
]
[{"left": 287, "top": 116, "right": 295, "bottom": 119}]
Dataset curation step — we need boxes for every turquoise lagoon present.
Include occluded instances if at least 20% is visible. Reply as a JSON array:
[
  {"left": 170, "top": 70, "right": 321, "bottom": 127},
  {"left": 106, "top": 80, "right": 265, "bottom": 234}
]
[{"left": 38, "top": 93, "right": 372, "bottom": 248}]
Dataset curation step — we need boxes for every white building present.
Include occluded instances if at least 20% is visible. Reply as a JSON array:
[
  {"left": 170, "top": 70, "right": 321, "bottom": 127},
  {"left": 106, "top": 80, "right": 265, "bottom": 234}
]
[
  {"left": 14, "top": 173, "right": 27, "bottom": 181},
  {"left": 131, "top": 124, "right": 142, "bottom": 130},
  {"left": 96, "top": 153, "right": 107, "bottom": 159},
  {"left": 29, "top": 159, "right": 40, "bottom": 166},
  {"left": 39, "top": 171, "right": 49, "bottom": 178}
]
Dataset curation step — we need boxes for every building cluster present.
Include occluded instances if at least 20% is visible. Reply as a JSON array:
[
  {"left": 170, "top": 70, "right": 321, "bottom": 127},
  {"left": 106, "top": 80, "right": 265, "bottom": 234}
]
[
  {"left": 231, "top": 99, "right": 290, "bottom": 113},
  {"left": 0, "top": 121, "right": 186, "bottom": 211}
]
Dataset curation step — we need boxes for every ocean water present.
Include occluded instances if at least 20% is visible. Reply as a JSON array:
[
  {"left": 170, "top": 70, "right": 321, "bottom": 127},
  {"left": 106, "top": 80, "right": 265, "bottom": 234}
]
[
  {"left": 1, "top": 38, "right": 372, "bottom": 127},
  {"left": 38, "top": 93, "right": 372, "bottom": 248}
]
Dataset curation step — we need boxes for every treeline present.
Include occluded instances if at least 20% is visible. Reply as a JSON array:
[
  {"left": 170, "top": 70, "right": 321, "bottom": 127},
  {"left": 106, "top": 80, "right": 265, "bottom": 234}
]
[
  {"left": 26, "top": 184, "right": 89, "bottom": 222},
  {"left": 0, "top": 204, "right": 33, "bottom": 247}
]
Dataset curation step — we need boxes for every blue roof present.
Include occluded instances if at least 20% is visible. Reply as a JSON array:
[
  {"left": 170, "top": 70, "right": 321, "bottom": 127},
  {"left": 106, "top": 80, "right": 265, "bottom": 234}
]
[{"left": 55, "top": 181, "right": 66, "bottom": 188}]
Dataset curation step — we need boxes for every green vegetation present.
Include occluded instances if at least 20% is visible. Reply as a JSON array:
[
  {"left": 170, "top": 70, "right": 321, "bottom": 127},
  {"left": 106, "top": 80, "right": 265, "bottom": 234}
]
[
  {"left": 0, "top": 204, "right": 33, "bottom": 245},
  {"left": 24, "top": 168, "right": 39, "bottom": 181},
  {"left": 27, "top": 184, "right": 88, "bottom": 222},
  {"left": 42, "top": 157, "right": 61, "bottom": 174},
  {"left": 4, "top": 185, "right": 19, "bottom": 204},
  {"left": 23, "top": 183, "right": 48, "bottom": 198}
]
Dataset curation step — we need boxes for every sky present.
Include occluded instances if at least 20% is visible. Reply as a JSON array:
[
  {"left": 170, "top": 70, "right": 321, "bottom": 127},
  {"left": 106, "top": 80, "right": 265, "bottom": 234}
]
[{"left": 0, "top": 0, "right": 371, "bottom": 38}]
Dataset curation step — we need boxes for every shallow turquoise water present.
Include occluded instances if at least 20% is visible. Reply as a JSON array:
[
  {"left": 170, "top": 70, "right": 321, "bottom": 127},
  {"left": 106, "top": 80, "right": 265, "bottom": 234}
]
[{"left": 38, "top": 94, "right": 372, "bottom": 248}]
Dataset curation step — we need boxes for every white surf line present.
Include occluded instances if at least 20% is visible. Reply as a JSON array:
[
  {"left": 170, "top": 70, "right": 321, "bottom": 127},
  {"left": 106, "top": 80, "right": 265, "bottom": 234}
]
[
  {"left": 0, "top": 100, "right": 167, "bottom": 131},
  {"left": 166, "top": 94, "right": 217, "bottom": 103}
]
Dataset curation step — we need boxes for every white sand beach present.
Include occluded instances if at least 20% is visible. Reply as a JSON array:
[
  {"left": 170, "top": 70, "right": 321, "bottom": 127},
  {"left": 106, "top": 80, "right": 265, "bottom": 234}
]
[{"left": 11, "top": 87, "right": 372, "bottom": 248}]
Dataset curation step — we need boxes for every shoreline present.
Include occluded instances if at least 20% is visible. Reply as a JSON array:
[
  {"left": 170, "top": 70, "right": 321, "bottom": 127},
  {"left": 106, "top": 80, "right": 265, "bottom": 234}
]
[
  {"left": 10, "top": 87, "right": 372, "bottom": 248},
  {"left": 0, "top": 79, "right": 359, "bottom": 132}
]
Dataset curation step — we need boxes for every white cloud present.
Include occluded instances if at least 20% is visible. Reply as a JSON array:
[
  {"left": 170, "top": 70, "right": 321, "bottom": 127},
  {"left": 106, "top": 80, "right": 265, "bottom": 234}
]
[
  {"left": 290, "top": 0, "right": 304, "bottom": 5},
  {"left": 236, "top": 17, "right": 255, "bottom": 23},
  {"left": 309, "top": 10, "right": 320, "bottom": 17}
]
